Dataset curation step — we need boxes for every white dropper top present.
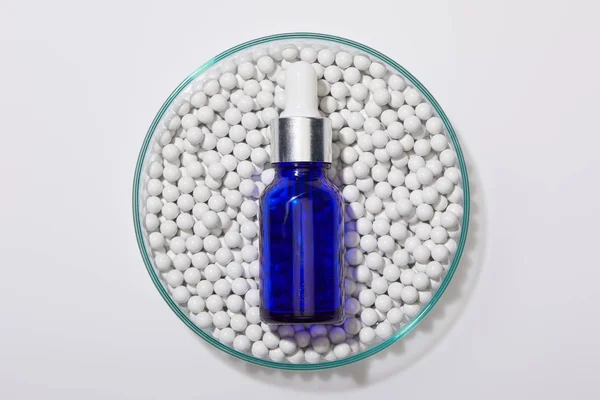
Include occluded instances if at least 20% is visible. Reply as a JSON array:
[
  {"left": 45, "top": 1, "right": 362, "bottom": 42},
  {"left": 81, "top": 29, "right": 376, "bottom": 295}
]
[{"left": 280, "top": 61, "right": 321, "bottom": 118}]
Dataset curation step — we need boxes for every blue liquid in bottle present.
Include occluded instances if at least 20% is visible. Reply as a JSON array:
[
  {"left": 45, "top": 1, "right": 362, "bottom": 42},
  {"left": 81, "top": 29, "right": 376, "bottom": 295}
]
[{"left": 260, "top": 162, "right": 344, "bottom": 324}]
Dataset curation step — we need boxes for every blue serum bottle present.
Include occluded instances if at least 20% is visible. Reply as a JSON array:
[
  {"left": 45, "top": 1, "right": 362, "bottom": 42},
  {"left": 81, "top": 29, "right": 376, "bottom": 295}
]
[{"left": 260, "top": 62, "right": 345, "bottom": 324}]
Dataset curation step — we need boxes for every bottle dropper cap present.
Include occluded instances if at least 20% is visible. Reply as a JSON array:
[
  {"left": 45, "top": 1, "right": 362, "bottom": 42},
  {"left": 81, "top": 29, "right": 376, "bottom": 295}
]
[
  {"left": 270, "top": 62, "right": 332, "bottom": 164},
  {"left": 280, "top": 62, "right": 321, "bottom": 118}
]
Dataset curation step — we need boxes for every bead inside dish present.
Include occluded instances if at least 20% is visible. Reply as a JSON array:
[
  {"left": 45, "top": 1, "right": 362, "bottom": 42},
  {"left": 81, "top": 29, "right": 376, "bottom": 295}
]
[{"left": 133, "top": 32, "right": 470, "bottom": 370}]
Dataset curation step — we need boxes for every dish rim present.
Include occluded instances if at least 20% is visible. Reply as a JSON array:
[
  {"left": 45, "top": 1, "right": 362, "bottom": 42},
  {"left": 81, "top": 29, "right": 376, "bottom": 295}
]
[{"left": 132, "top": 32, "right": 471, "bottom": 370}]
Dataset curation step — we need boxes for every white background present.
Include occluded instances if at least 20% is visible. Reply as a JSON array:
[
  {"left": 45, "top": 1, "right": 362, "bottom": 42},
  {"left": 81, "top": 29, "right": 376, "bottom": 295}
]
[{"left": 1, "top": 0, "right": 599, "bottom": 398}]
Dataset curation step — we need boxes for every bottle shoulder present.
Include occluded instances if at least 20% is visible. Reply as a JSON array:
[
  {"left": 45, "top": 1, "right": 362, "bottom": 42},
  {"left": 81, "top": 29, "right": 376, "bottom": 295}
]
[{"left": 262, "top": 175, "right": 342, "bottom": 204}]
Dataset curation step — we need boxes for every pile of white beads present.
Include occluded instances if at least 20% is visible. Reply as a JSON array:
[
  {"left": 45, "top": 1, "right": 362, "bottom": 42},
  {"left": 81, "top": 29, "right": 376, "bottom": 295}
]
[{"left": 141, "top": 41, "right": 463, "bottom": 364}]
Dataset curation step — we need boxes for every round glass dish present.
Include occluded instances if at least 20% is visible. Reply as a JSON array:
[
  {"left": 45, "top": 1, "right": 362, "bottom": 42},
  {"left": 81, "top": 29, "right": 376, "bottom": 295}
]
[{"left": 133, "top": 32, "right": 470, "bottom": 370}]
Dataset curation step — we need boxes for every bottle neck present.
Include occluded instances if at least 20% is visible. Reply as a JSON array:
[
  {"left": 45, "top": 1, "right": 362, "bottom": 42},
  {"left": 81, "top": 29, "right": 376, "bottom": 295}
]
[{"left": 274, "top": 162, "right": 329, "bottom": 180}]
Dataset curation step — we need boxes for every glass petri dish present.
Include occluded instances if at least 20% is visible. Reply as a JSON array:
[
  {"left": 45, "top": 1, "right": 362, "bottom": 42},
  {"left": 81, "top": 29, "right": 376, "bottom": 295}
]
[{"left": 132, "top": 32, "right": 470, "bottom": 370}]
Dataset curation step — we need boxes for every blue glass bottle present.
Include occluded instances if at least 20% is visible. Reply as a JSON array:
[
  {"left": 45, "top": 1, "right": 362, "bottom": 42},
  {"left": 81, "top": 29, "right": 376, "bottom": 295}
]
[
  {"left": 259, "top": 61, "right": 345, "bottom": 324},
  {"left": 260, "top": 162, "right": 344, "bottom": 324}
]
